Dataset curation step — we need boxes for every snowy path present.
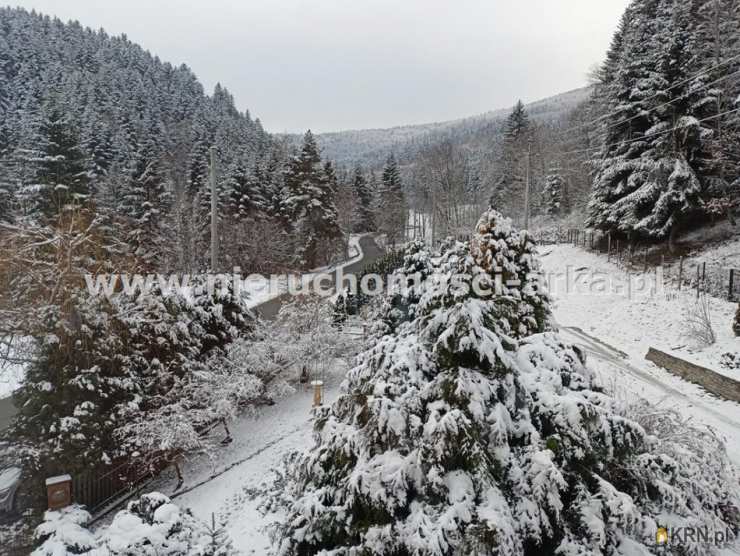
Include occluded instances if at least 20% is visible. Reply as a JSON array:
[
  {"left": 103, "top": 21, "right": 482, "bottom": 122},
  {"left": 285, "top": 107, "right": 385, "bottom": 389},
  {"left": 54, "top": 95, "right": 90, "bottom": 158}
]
[
  {"left": 143, "top": 384, "right": 339, "bottom": 554},
  {"left": 542, "top": 245, "right": 740, "bottom": 466}
]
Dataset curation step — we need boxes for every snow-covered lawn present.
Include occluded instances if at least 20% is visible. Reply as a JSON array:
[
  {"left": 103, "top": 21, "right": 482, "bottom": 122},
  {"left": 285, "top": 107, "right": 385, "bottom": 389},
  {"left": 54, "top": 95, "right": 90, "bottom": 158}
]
[{"left": 541, "top": 244, "right": 740, "bottom": 466}]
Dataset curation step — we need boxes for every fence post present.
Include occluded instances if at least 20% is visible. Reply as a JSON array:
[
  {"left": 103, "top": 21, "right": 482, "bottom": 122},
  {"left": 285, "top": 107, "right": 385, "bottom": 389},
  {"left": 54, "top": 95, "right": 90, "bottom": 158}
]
[
  {"left": 678, "top": 257, "right": 683, "bottom": 291},
  {"left": 616, "top": 239, "right": 621, "bottom": 262},
  {"left": 696, "top": 265, "right": 701, "bottom": 299},
  {"left": 702, "top": 262, "right": 706, "bottom": 282},
  {"left": 729, "top": 269, "right": 735, "bottom": 301},
  {"left": 607, "top": 233, "right": 612, "bottom": 262}
]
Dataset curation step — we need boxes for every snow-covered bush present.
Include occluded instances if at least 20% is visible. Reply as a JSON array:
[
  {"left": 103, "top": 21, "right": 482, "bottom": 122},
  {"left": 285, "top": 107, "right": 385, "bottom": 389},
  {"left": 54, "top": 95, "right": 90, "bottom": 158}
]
[
  {"left": 30, "top": 493, "right": 237, "bottom": 555},
  {"left": 720, "top": 352, "right": 740, "bottom": 370},
  {"left": 32, "top": 505, "right": 95, "bottom": 555},
  {"left": 11, "top": 277, "right": 253, "bottom": 475},
  {"left": 265, "top": 209, "right": 739, "bottom": 555},
  {"left": 97, "top": 492, "right": 236, "bottom": 555}
]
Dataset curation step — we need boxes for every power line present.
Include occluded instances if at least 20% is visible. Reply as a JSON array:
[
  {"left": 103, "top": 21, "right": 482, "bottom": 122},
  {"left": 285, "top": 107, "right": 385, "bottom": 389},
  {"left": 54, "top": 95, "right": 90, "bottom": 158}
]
[
  {"left": 553, "top": 52, "right": 740, "bottom": 140},
  {"left": 553, "top": 67, "right": 740, "bottom": 154},
  {"left": 557, "top": 105, "right": 740, "bottom": 158}
]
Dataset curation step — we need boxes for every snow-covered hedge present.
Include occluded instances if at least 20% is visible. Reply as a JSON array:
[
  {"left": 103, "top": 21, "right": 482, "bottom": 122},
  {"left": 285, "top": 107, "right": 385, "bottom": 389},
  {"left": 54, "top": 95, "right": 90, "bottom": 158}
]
[
  {"left": 265, "top": 209, "right": 740, "bottom": 555},
  {"left": 32, "top": 493, "right": 236, "bottom": 555}
]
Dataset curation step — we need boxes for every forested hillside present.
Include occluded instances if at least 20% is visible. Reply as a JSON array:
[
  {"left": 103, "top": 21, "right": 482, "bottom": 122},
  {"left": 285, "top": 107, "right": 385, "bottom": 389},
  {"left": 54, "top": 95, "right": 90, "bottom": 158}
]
[
  {"left": 307, "top": 88, "right": 592, "bottom": 169},
  {"left": 0, "top": 8, "right": 349, "bottom": 274}
]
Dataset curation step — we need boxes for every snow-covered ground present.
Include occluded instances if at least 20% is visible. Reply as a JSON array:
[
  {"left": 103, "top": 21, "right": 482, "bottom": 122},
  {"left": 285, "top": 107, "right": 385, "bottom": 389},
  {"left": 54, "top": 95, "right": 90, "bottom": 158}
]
[
  {"left": 133, "top": 360, "right": 349, "bottom": 553},
  {"left": 540, "top": 244, "right": 740, "bottom": 465},
  {"left": 0, "top": 363, "right": 24, "bottom": 399},
  {"left": 541, "top": 244, "right": 740, "bottom": 377}
]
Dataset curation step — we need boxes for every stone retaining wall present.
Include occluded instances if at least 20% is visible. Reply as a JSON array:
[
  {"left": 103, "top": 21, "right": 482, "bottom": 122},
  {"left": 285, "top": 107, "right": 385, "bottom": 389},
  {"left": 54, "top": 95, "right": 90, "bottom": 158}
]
[{"left": 645, "top": 347, "right": 740, "bottom": 403}]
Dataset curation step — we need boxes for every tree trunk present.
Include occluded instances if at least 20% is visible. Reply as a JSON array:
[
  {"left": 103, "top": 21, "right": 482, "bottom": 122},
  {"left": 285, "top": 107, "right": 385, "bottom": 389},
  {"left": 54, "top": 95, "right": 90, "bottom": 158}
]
[{"left": 668, "top": 222, "right": 680, "bottom": 254}]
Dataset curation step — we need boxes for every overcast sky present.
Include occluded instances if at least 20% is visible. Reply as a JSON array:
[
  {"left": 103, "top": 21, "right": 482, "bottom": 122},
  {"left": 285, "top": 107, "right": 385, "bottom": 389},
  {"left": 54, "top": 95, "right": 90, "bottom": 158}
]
[{"left": 12, "top": 0, "right": 631, "bottom": 133}]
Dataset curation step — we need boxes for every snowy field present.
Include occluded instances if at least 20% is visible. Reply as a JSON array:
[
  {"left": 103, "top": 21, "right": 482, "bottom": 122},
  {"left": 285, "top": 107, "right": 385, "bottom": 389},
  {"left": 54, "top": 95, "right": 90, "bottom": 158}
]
[{"left": 540, "top": 244, "right": 740, "bottom": 466}]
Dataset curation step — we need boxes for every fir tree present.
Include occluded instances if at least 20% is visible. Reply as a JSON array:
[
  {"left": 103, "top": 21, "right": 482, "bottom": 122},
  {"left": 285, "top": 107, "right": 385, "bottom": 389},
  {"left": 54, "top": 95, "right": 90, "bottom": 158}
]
[
  {"left": 351, "top": 164, "right": 375, "bottom": 232},
  {"left": 282, "top": 131, "right": 342, "bottom": 269},
  {"left": 377, "top": 153, "right": 408, "bottom": 247},
  {"left": 121, "top": 136, "right": 172, "bottom": 270},
  {"left": 542, "top": 173, "right": 566, "bottom": 216},
  {"left": 492, "top": 100, "right": 532, "bottom": 219},
  {"left": 34, "top": 107, "right": 90, "bottom": 216},
  {"left": 587, "top": 0, "right": 725, "bottom": 248}
]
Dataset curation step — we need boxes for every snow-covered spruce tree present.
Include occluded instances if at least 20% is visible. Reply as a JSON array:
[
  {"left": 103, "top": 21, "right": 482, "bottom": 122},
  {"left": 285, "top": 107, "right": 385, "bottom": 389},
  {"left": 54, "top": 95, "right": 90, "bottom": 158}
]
[
  {"left": 282, "top": 131, "right": 342, "bottom": 269},
  {"left": 268, "top": 210, "right": 739, "bottom": 555},
  {"left": 33, "top": 106, "right": 91, "bottom": 217},
  {"left": 370, "top": 239, "right": 436, "bottom": 337},
  {"left": 376, "top": 154, "right": 408, "bottom": 247},
  {"left": 120, "top": 135, "right": 174, "bottom": 271},
  {"left": 541, "top": 174, "right": 566, "bottom": 216},
  {"left": 11, "top": 277, "right": 252, "bottom": 476},
  {"left": 351, "top": 164, "right": 376, "bottom": 233},
  {"left": 587, "top": 0, "right": 725, "bottom": 247},
  {"left": 31, "top": 505, "right": 95, "bottom": 556},
  {"left": 491, "top": 101, "right": 532, "bottom": 218},
  {"left": 470, "top": 210, "right": 551, "bottom": 338}
]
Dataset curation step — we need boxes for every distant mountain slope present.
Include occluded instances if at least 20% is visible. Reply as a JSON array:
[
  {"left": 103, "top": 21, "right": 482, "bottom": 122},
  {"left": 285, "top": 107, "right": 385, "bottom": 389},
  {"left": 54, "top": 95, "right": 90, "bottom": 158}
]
[{"left": 306, "top": 87, "right": 592, "bottom": 168}]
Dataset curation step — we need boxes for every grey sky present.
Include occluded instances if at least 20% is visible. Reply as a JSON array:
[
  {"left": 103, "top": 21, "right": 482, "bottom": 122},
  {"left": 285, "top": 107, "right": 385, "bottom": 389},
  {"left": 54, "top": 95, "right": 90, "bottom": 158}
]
[{"left": 11, "top": 0, "right": 631, "bottom": 133}]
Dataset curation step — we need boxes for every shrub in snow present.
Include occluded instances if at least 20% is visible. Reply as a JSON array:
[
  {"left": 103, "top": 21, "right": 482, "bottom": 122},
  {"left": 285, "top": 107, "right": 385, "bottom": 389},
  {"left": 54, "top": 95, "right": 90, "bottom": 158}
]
[
  {"left": 720, "top": 352, "right": 740, "bottom": 370},
  {"left": 11, "top": 277, "right": 253, "bottom": 475},
  {"left": 266, "top": 210, "right": 739, "bottom": 555},
  {"left": 32, "top": 505, "right": 95, "bottom": 555},
  {"left": 371, "top": 239, "right": 436, "bottom": 337},
  {"left": 681, "top": 294, "right": 716, "bottom": 348},
  {"left": 95, "top": 492, "right": 236, "bottom": 555}
]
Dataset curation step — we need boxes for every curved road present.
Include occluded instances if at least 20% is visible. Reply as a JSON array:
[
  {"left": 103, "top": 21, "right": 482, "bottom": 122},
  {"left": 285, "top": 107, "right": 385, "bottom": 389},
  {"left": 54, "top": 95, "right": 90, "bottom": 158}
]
[{"left": 253, "top": 235, "right": 384, "bottom": 320}]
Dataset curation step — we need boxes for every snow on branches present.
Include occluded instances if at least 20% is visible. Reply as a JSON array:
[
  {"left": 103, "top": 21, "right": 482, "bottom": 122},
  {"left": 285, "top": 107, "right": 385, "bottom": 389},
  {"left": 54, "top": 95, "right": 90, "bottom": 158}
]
[
  {"left": 265, "top": 209, "right": 739, "bottom": 555},
  {"left": 31, "top": 493, "right": 237, "bottom": 555}
]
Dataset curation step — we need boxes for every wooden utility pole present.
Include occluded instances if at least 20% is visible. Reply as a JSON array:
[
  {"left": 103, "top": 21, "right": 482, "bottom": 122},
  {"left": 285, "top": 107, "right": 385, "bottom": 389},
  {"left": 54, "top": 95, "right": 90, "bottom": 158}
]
[
  {"left": 523, "top": 140, "right": 532, "bottom": 230},
  {"left": 209, "top": 146, "right": 218, "bottom": 271}
]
